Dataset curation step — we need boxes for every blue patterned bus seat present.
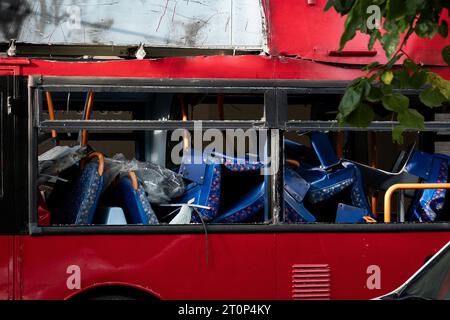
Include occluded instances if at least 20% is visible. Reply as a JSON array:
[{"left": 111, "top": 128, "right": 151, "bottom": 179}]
[
  {"left": 335, "top": 203, "right": 371, "bottom": 223},
  {"left": 49, "top": 159, "right": 104, "bottom": 225},
  {"left": 284, "top": 166, "right": 316, "bottom": 223},
  {"left": 117, "top": 173, "right": 159, "bottom": 225},
  {"left": 407, "top": 152, "right": 450, "bottom": 222},
  {"left": 310, "top": 131, "right": 340, "bottom": 168},
  {"left": 177, "top": 152, "right": 263, "bottom": 223},
  {"left": 212, "top": 183, "right": 265, "bottom": 223}
]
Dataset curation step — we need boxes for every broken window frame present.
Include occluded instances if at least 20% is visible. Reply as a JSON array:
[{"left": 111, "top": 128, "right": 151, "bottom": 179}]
[
  {"left": 30, "top": 76, "right": 280, "bottom": 234},
  {"left": 28, "top": 76, "right": 450, "bottom": 235}
]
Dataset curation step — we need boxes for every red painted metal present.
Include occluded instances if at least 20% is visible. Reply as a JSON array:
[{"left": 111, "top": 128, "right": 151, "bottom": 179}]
[
  {"left": 263, "top": 0, "right": 450, "bottom": 66},
  {"left": 0, "top": 237, "right": 11, "bottom": 300},
  {"left": 10, "top": 232, "right": 449, "bottom": 300},
  {"left": 0, "top": 55, "right": 448, "bottom": 300},
  {"left": 0, "top": 58, "right": 30, "bottom": 65},
  {"left": 292, "top": 264, "right": 331, "bottom": 300},
  {"left": 12, "top": 56, "right": 450, "bottom": 80},
  {"left": 277, "top": 232, "right": 450, "bottom": 300},
  {"left": 1, "top": 0, "right": 450, "bottom": 300}
]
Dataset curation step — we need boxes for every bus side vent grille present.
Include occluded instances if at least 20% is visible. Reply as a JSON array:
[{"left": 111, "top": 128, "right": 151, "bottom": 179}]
[{"left": 292, "top": 264, "right": 331, "bottom": 300}]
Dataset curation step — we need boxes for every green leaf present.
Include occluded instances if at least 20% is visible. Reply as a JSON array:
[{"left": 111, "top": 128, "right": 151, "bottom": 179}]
[
  {"left": 392, "top": 69, "right": 410, "bottom": 88},
  {"left": 339, "top": 13, "right": 359, "bottom": 50},
  {"left": 439, "top": 20, "right": 449, "bottom": 38},
  {"left": 339, "top": 78, "right": 370, "bottom": 117},
  {"left": 368, "top": 30, "right": 381, "bottom": 51},
  {"left": 405, "top": 1, "right": 417, "bottom": 17},
  {"left": 381, "top": 84, "right": 393, "bottom": 95},
  {"left": 324, "top": 0, "right": 335, "bottom": 12},
  {"left": 346, "top": 103, "right": 375, "bottom": 127},
  {"left": 419, "top": 87, "right": 447, "bottom": 107},
  {"left": 415, "top": 17, "right": 438, "bottom": 38},
  {"left": 382, "top": 93, "right": 409, "bottom": 112},
  {"left": 397, "top": 109, "right": 425, "bottom": 129},
  {"left": 415, "top": 0, "right": 426, "bottom": 10},
  {"left": 392, "top": 126, "right": 405, "bottom": 144},
  {"left": 408, "top": 70, "right": 428, "bottom": 89},
  {"left": 381, "top": 70, "right": 394, "bottom": 85},
  {"left": 387, "top": 0, "right": 406, "bottom": 21},
  {"left": 334, "top": 0, "right": 357, "bottom": 14},
  {"left": 443, "top": 46, "right": 450, "bottom": 66},
  {"left": 381, "top": 32, "right": 400, "bottom": 58},
  {"left": 403, "top": 59, "right": 418, "bottom": 72},
  {"left": 428, "top": 72, "right": 450, "bottom": 99},
  {"left": 366, "top": 86, "right": 383, "bottom": 102}
]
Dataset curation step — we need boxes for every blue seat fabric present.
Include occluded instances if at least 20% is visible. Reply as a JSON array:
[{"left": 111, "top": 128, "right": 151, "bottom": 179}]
[
  {"left": 117, "top": 175, "right": 159, "bottom": 225},
  {"left": 49, "top": 160, "right": 104, "bottom": 225}
]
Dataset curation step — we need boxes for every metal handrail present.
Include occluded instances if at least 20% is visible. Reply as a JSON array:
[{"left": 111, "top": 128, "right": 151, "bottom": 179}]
[
  {"left": 44, "top": 91, "right": 57, "bottom": 140},
  {"left": 384, "top": 183, "right": 450, "bottom": 223}
]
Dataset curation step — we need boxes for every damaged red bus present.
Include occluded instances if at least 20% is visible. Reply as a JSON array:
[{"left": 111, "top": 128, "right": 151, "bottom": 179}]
[{"left": 0, "top": 0, "right": 450, "bottom": 300}]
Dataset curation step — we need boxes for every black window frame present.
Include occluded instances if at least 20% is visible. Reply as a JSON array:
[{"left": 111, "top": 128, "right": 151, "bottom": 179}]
[
  {"left": 30, "top": 76, "right": 283, "bottom": 234},
  {"left": 0, "top": 83, "right": 4, "bottom": 200},
  {"left": 28, "top": 76, "right": 450, "bottom": 235}
]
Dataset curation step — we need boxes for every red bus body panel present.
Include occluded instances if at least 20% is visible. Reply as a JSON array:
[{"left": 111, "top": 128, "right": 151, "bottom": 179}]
[
  {"left": 11, "top": 233, "right": 449, "bottom": 300},
  {"left": 3, "top": 56, "right": 449, "bottom": 81},
  {"left": 0, "top": 236, "right": 11, "bottom": 300},
  {"left": 2, "top": 0, "right": 450, "bottom": 298},
  {"left": 263, "top": 0, "right": 450, "bottom": 66},
  {"left": 0, "top": 56, "right": 448, "bottom": 300}
]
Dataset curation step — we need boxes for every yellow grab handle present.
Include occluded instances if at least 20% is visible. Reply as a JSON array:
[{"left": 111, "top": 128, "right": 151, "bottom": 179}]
[{"left": 384, "top": 183, "right": 450, "bottom": 223}]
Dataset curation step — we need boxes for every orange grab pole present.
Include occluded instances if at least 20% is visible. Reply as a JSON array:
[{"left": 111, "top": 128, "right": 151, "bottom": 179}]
[
  {"left": 45, "top": 91, "right": 58, "bottom": 139},
  {"left": 384, "top": 183, "right": 450, "bottom": 223},
  {"left": 178, "top": 94, "right": 189, "bottom": 151},
  {"left": 81, "top": 91, "right": 95, "bottom": 146},
  {"left": 81, "top": 152, "right": 104, "bottom": 176}
]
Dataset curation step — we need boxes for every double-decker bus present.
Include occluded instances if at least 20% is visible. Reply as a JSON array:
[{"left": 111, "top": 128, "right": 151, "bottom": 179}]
[{"left": 0, "top": 0, "right": 449, "bottom": 300}]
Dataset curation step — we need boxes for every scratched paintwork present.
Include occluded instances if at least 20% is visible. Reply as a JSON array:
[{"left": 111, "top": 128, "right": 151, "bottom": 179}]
[{"left": 0, "top": 0, "right": 265, "bottom": 48}]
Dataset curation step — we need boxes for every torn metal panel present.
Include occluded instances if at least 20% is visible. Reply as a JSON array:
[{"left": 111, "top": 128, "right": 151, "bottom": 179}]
[{"left": 0, "top": 0, "right": 265, "bottom": 49}]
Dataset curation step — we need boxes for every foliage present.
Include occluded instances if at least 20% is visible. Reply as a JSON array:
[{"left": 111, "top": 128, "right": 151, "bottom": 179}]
[{"left": 325, "top": 0, "right": 450, "bottom": 143}]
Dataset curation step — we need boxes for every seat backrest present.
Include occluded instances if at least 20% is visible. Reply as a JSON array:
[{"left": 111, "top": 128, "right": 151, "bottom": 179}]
[
  {"left": 409, "top": 153, "right": 449, "bottom": 222},
  {"left": 335, "top": 203, "right": 371, "bottom": 223},
  {"left": 177, "top": 152, "right": 264, "bottom": 223},
  {"left": 309, "top": 132, "right": 340, "bottom": 169},
  {"left": 48, "top": 152, "right": 105, "bottom": 225},
  {"left": 178, "top": 161, "right": 222, "bottom": 221},
  {"left": 212, "top": 183, "right": 265, "bottom": 223},
  {"left": 117, "top": 172, "right": 159, "bottom": 224},
  {"left": 391, "top": 143, "right": 416, "bottom": 173}
]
